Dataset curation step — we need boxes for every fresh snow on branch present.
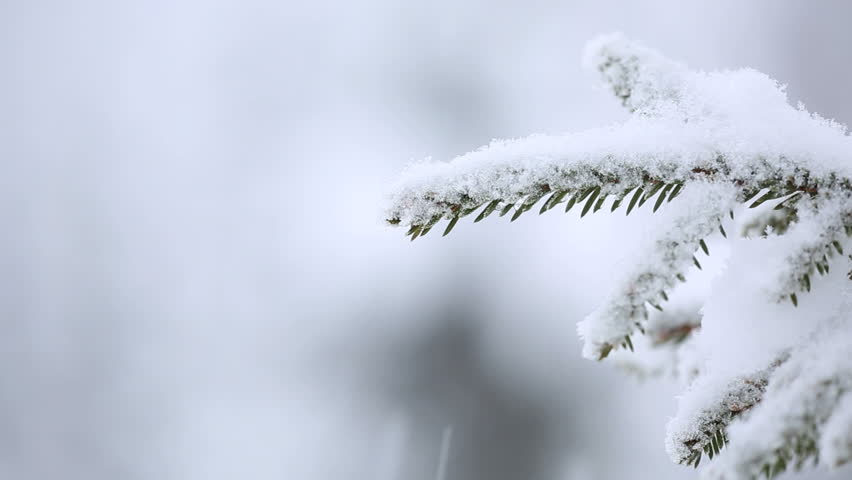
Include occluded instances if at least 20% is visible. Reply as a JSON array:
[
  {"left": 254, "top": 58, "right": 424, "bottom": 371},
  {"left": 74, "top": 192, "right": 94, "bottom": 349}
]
[
  {"left": 701, "top": 316, "right": 852, "bottom": 479},
  {"left": 821, "top": 392, "right": 852, "bottom": 468},
  {"left": 666, "top": 353, "right": 788, "bottom": 468},
  {"left": 766, "top": 196, "right": 852, "bottom": 303},
  {"left": 385, "top": 34, "right": 852, "bottom": 233},
  {"left": 384, "top": 33, "right": 852, "bottom": 479},
  {"left": 577, "top": 181, "right": 737, "bottom": 360},
  {"left": 582, "top": 32, "right": 689, "bottom": 116}
]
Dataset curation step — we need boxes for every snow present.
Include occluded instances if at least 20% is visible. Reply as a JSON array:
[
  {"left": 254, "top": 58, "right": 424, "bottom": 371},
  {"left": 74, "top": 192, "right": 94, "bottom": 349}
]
[
  {"left": 385, "top": 34, "right": 852, "bottom": 230},
  {"left": 765, "top": 195, "right": 852, "bottom": 301},
  {"left": 576, "top": 181, "right": 737, "bottom": 360},
  {"left": 385, "top": 32, "right": 852, "bottom": 478},
  {"left": 665, "top": 355, "right": 785, "bottom": 466},
  {"left": 821, "top": 392, "right": 852, "bottom": 468},
  {"left": 701, "top": 314, "right": 852, "bottom": 479}
]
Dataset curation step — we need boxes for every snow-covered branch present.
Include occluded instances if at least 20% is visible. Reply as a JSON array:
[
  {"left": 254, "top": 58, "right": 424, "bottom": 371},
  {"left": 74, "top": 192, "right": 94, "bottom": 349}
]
[
  {"left": 384, "top": 33, "right": 852, "bottom": 479},
  {"left": 386, "top": 35, "right": 852, "bottom": 237},
  {"left": 767, "top": 195, "right": 852, "bottom": 303},
  {"left": 701, "top": 320, "right": 852, "bottom": 479},
  {"left": 577, "top": 182, "right": 736, "bottom": 360},
  {"left": 666, "top": 354, "right": 788, "bottom": 468}
]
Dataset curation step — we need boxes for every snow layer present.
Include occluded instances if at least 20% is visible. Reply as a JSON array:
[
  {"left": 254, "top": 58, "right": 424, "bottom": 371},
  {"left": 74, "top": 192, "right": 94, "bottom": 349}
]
[
  {"left": 577, "top": 181, "right": 737, "bottom": 360},
  {"left": 821, "top": 393, "right": 852, "bottom": 468},
  {"left": 385, "top": 33, "right": 852, "bottom": 229},
  {"left": 665, "top": 354, "right": 786, "bottom": 465},
  {"left": 701, "top": 314, "right": 852, "bottom": 479},
  {"left": 384, "top": 33, "right": 852, "bottom": 478},
  {"left": 765, "top": 195, "right": 852, "bottom": 301}
]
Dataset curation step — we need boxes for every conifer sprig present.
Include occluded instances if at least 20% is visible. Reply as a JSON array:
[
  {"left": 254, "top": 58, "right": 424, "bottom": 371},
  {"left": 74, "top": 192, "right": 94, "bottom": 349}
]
[{"left": 384, "top": 33, "right": 852, "bottom": 478}]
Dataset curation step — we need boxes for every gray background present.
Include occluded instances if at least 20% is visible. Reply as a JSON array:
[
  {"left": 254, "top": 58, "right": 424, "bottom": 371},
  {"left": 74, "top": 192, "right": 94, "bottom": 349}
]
[{"left": 2, "top": 1, "right": 852, "bottom": 479}]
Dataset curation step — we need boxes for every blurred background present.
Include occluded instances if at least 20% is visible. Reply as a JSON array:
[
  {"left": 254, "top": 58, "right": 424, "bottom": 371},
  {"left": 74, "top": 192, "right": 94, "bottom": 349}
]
[{"left": 3, "top": 1, "right": 852, "bottom": 479}]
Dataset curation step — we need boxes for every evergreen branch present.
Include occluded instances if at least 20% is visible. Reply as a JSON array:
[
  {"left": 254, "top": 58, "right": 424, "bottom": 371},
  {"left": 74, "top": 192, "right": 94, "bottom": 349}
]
[
  {"left": 769, "top": 195, "right": 852, "bottom": 304},
  {"left": 385, "top": 32, "right": 852, "bottom": 480},
  {"left": 386, "top": 143, "right": 848, "bottom": 238},
  {"left": 386, "top": 34, "right": 852, "bottom": 235},
  {"left": 701, "top": 324, "right": 852, "bottom": 479},
  {"left": 666, "top": 354, "right": 789, "bottom": 467},
  {"left": 577, "top": 182, "right": 737, "bottom": 360}
]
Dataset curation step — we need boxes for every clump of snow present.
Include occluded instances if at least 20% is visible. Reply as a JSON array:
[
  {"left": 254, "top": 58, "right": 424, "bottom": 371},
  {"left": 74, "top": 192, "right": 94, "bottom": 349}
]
[
  {"left": 821, "top": 393, "right": 852, "bottom": 468},
  {"left": 582, "top": 32, "right": 688, "bottom": 116}
]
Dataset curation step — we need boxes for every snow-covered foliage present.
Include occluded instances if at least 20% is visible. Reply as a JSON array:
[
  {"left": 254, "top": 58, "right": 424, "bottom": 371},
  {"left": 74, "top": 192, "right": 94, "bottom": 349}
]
[
  {"left": 666, "top": 353, "right": 788, "bottom": 468},
  {"left": 577, "top": 181, "right": 737, "bottom": 360},
  {"left": 702, "top": 315, "right": 852, "bottom": 479},
  {"left": 767, "top": 195, "right": 852, "bottom": 302},
  {"left": 384, "top": 33, "right": 852, "bottom": 479}
]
